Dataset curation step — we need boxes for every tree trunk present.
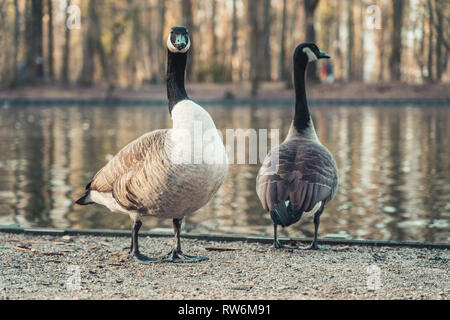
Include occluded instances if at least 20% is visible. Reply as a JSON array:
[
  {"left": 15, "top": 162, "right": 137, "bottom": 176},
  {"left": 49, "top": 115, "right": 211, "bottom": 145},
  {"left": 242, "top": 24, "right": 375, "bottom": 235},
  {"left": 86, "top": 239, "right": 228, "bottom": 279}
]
[
  {"left": 182, "top": 0, "right": 194, "bottom": 81},
  {"left": 358, "top": 3, "right": 364, "bottom": 81},
  {"left": 278, "top": 0, "right": 288, "bottom": 81},
  {"left": 127, "top": 0, "right": 140, "bottom": 87},
  {"left": 47, "top": 0, "right": 54, "bottom": 81},
  {"left": 347, "top": 0, "right": 354, "bottom": 81},
  {"left": 157, "top": 0, "right": 166, "bottom": 83},
  {"left": 434, "top": 0, "right": 444, "bottom": 81},
  {"left": 333, "top": 0, "right": 343, "bottom": 80},
  {"left": 78, "top": 1, "right": 97, "bottom": 86},
  {"left": 78, "top": 0, "right": 105, "bottom": 86},
  {"left": 377, "top": 0, "right": 387, "bottom": 82},
  {"left": 146, "top": 2, "right": 154, "bottom": 82},
  {"left": 61, "top": 0, "right": 71, "bottom": 84},
  {"left": 263, "top": 0, "right": 271, "bottom": 80},
  {"left": 389, "top": 0, "right": 404, "bottom": 82},
  {"left": 303, "top": 0, "right": 320, "bottom": 82},
  {"left": 231, "top": 0, "right": 238, "bottom": 81},
  {"left": 248, "top": 0, "right": 262, "bottom": 96},
  {"left": 426, "top": 0, "right": 434, "bottom": 81},
  {"left": 106, "top": 13, "right": 126, "bottom": 97},
  {"left": 211, "top": 0, "right": 217, "bottom": 62},
  {"left": 26, "top": 0, "right": 44, "bottom": 83},
  {"left": 285, "top": 0, "right": 300, "bottom": 88},
  {"left": 12, "top": 0, "right": 20, "bottom": 85}
]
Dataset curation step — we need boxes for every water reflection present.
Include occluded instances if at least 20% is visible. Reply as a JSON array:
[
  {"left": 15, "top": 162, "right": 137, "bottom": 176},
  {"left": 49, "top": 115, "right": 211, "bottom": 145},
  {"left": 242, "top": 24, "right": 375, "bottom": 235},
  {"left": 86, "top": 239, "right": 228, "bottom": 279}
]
[{"left": 0, "top": 104, "right": 448, "bottom": 242}]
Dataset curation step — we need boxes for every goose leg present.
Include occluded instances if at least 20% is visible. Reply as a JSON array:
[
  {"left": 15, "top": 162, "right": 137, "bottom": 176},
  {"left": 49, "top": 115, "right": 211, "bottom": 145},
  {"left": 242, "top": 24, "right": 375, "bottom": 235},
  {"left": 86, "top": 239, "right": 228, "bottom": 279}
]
[
  {"left": 167, "top": 218, "right": 207, "bottom": 263},
  {"left": 273, "top": 223, "right": 298, "bottom": 249},
  {"left": 131, "top": 220, "right": 162, "bottom": 263},
  {"left": 300, "top": 214, "right": 329, "bottom": 250}
]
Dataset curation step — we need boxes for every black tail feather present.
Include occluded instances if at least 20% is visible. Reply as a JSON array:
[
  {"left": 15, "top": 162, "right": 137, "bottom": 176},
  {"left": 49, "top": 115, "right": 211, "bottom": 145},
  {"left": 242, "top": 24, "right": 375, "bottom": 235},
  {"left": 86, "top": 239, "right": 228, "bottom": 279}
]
[
  {"left": 75, "top": 190, "right": 93, "bottom": 205},
  {"left": 270, "top": 201, "right": 303, "bottom": 227},
  {"left": 75, "top": 181, "right": 94, "bottom": 205}
]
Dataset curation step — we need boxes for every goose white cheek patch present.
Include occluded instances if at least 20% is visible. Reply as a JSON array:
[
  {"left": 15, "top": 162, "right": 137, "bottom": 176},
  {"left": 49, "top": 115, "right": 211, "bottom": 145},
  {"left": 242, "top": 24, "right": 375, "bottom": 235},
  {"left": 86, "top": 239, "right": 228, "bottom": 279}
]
[
  {"left": 302, "top": 47, "right": 318, "bottom": 63},
  {"left": 167, "top": 34, "right": 191, "bottom": 53}
]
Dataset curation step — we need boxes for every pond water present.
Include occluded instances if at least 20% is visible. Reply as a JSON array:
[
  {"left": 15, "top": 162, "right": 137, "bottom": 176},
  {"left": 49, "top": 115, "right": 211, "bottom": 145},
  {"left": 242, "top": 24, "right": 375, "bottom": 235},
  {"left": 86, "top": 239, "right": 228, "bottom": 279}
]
[{"left": 0, "top": 104, "right": 449, "bottom": 242}]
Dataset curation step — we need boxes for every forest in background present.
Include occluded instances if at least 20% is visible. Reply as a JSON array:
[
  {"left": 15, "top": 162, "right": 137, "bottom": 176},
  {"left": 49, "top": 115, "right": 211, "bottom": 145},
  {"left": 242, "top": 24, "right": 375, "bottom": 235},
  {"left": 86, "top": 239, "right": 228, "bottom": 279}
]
[{"left": 0, "top": 0, "right": 448, "bottom": 96}]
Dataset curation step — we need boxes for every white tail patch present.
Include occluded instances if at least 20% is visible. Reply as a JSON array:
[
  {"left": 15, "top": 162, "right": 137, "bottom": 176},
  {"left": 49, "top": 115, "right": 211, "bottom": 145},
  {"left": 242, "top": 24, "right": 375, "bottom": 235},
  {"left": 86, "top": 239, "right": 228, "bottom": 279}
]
[
  {"left": 89, "top": 190, "right": 130, "bottom": 215},
  {"left": 303, "top": 201, "right": 322, "bottom": 217}
]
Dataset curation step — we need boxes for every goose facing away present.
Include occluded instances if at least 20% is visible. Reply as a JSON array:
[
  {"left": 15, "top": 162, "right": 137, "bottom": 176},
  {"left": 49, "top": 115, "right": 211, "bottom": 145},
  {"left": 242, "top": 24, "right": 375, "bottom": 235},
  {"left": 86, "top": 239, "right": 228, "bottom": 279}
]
[
  {"left": 256, "top": 42, "right": 338, "bottom": 250},
  {"left": 76, "top": 26, "right": 228, "bottom": 263}
]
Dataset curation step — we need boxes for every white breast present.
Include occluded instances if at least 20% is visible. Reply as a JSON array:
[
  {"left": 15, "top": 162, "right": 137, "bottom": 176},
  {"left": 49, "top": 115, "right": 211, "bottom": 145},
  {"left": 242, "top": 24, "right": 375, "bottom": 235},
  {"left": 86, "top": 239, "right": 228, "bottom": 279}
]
[{"left": 169, "top": 100, "right": 228, "bottom": 166}]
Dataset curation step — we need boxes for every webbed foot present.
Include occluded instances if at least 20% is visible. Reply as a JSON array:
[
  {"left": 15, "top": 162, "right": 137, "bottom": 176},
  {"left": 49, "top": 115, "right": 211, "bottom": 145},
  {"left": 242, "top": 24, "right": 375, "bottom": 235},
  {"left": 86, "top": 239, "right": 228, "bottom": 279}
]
[
  {"left": 274, "top": 240, "right": 299, "bottom": 249},
  {"left": 167, "top": 250, "right": 208, "bottom": 263},
  {"left": 133, "top": 251, "right": 163, "bottom": 263},
  {"left": 299, "top": 242, "right": 329, "bottom": 251}
]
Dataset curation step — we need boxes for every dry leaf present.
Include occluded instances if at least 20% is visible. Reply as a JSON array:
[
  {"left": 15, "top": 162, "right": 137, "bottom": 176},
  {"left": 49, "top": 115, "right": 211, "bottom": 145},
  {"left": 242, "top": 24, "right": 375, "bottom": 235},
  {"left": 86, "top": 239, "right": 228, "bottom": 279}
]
[
  {"left": 223, "top": 260, "right": 240, "bottom": 264},
  {"left": 190, "top": 271, "right": 207, "bottom": 277},
  {"left": 62, "top": 235, "right": 73, "bottom": 242},
  {"left": 12, "top": 246, "right": 32, "bottom": 252},
  {"left": 2, "top": 237, "right": 21, "bottom": 242},
  {"left": 232, "top": 284, "right": 253, "bottom": 290},
  {"left": 42, "top": 252, "right": 64, "bottom": 256}
]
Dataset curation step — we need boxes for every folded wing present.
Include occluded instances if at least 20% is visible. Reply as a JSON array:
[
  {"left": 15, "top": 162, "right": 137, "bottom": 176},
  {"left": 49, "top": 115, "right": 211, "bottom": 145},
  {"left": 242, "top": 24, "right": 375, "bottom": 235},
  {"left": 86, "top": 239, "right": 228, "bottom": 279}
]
[
  {"left": 256, "top": 140, "right": 338, "bottom": 213},
  {"left": 88, "top": 129, "right": 170, "bottom": 211}
]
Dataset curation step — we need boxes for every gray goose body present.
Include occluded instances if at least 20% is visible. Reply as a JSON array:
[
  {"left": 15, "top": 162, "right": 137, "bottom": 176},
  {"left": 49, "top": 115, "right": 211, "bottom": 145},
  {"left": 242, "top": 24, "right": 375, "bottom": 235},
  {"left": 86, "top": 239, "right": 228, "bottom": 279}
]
[
  {"left": 256, "top": 42, "right": 339, "bottom": 250},
  {"left": 256, "top": 130, "right": 338, "bottom": 222}
]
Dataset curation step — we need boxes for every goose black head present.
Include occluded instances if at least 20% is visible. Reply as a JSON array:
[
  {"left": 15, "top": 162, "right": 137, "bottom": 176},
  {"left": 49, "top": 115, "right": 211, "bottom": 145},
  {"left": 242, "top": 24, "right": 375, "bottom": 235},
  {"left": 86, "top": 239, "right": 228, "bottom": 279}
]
[
  {"left": 167, "top": 26, "right": 190, "bottom": 53},
  {"left": 294, "top": 42, "right": 330, "bottom": 64}
]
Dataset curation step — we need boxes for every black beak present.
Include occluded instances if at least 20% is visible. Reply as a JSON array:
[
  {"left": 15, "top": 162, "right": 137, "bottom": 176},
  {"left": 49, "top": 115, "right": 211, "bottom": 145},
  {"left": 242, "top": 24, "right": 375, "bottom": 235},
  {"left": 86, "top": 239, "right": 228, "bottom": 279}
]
[
  {"left": 175, "top": 43, "right": 186, "bottom": 51},
  {"left": 318, "top": 51, "right": 331, "bottom": 59}
]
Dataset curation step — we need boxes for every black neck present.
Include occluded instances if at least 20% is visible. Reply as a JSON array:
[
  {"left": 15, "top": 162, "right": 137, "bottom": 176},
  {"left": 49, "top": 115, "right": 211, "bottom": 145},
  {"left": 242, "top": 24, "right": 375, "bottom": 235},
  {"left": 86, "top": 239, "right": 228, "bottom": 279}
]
[
  {"left": 167, "top": 50, "right": 189, "bottom": 113},
  {"left": 293, "top": 58, "right": 311, "bottom": 132}
]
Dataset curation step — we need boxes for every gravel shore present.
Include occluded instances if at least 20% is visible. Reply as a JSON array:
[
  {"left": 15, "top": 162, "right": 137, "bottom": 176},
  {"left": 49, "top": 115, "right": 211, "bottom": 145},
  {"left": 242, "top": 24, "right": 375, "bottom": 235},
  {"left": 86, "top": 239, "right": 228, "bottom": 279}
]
[{"left": 0, "top": 232, "right": 448, "bottom": 300}]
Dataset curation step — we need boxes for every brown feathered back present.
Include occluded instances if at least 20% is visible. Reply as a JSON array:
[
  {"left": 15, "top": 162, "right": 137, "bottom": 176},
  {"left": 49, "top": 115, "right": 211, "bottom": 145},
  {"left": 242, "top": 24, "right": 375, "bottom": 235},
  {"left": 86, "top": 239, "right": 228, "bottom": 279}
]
[
  {"left": 90, "top": 129, "right": 169, "bottom": 193},
  {"left": 87, "top": 128, "right": 227, "bottom": 218}
]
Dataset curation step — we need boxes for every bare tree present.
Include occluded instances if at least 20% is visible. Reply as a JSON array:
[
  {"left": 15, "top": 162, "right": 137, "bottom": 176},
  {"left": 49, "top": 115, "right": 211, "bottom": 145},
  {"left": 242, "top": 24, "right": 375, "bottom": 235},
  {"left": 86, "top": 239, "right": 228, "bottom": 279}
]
[
  {"left": 61, "top": 0, "right": 71, "bottom": 84},
  {"left": 211, "top": 0, "right": 218, "bottom": 62},
  {"left": 231, "top": 0, "right": 238, "bottom": 80},
  {"left": 377, "top": 0, "right": 388, "bottom": 82},
  {"left": 126, "top": 0, "right": 141, "bottom": 87},
  {"left": 78, "top": 0, "right": 98, "bottom": 86},
  {"left": 278, "top": 0, "right": 288, "bottom": 81},
  {"left": 248, "top": 0, "right": 263, "bottom": 96},
  {"left": 434, "top": 0, "right": 444, "bottom": 81},
  {"left": 389, "top": 0, "right": 404, "bottom": 81},
  {"left": 47, "top": 0, "right": 54, "bottom": 81},
  {"left": 78, "top": 0, "right": 108, "bottom": 86},
  {"left": 25, "top": 0, "right": 44, "bottom": 83},
  {"left": 182, "top": 0, "right": 195, "bottom": 80},
  {"left": 347, "top": 0, "right": 355, "bottom": 81},
  {"left": 12, "top": 0, "right": 20, "bottom": 85},
  {"left": 263, "top": 0, "right": 272, "bottom": 80}
]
